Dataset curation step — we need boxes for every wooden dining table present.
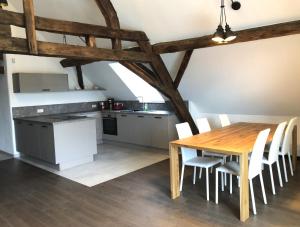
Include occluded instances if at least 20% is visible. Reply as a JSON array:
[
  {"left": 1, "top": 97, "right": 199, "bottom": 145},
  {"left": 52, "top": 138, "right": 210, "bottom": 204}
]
[{"left": 169, "top": 122, "right": 298, "bottom": 222}]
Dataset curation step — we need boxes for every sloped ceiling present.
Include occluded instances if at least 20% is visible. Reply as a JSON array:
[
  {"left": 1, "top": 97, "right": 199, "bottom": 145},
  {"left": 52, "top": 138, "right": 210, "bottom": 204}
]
[{"left": 6, "top": 0, "right": 300, "bottom": 115}]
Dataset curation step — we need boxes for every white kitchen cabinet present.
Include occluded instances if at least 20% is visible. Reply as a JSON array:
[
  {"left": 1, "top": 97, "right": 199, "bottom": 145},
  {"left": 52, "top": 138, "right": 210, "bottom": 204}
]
[
  {"left": 71, "top": 111, "right": 103, "bottom": 144},
  {"left": 132, "top": 114, "right": 152, "bottom": 146},
  {"left": 14, "top": 118, "right": 97, "bottom": 170},
  {"left": 105, "top": 113, "right": 178, "bottom": 149},
  {"left": 117, "top": 114, "right": 136, "bottom": 143},
  {"left": 149, "top": 116, "right": 170, "bottom": 149}
]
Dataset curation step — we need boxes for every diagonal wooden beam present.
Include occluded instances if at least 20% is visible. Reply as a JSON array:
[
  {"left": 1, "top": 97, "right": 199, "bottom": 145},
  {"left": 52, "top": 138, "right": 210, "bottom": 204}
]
[
  {"left": 121, "top": 62, "right": 160, "bottom": 89},
  {"left": 23, "top": 0, "right": 37, "bottom": 54},
  {"left": 0, "top": 36, "right": 152, "bottom": 62},
  {"left": 95, "top": 0, "right": 122, "bottom": 49},
  {"left": 153, "top": 20, "right": 300, "bottom": 54},
  {"left": 174, "top": 50, "right": 193, "bottom": 88}
]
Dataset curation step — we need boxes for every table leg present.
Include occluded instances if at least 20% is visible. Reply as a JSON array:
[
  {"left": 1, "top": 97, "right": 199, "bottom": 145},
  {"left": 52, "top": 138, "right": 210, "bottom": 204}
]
[
  {"left": 240, "top": 153, "right": 249, "bottom": 222},
  {"left": 169, "top": 144, "right": 180, "bottom": 199},
  {"left": 292, "top": 126, "right": 297, "bottom": 171}
]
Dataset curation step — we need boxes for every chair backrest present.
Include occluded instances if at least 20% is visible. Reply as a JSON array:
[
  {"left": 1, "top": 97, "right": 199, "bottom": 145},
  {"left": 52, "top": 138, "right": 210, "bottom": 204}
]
[
  {"left": 175, "top": 122, "right": 197, "bottom": 163},
  {"left": 219, "top": 114, "right": 231, "bottom": 127},
  {"left": 196, "top": 118, "right": 211, "bottom": 134},
  {"left": 248, "top": 128, "right": 270, "bottom": 179},
  {"left": 268, "top": 122, "right": 287, "bottom": 163},
  {"left": 281, "top": 117, "right": 298, "bottom": 155}
]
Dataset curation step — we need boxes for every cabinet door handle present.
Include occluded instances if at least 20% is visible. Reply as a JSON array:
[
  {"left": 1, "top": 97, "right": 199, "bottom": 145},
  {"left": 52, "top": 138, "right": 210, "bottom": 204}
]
[
  {"left": 154, "top": 117, "right": 162, "bottom": 119},
  {"left": 41, "top": 125, "right": 48, "bottom": 128},
  {"left": 137, "top": 116, "right": 144, "bottom": 118},
  {"left": 121, "top": 115, "right": 127, "bottom": 117},
  {"left": 28, "top": 123, "right": 34, "bottom": 126}
]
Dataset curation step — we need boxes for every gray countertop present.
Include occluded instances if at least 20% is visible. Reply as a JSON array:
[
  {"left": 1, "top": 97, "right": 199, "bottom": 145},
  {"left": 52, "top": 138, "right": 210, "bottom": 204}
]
[
  {"left": 100, "top": 110, "right": 174, "bottom": 116},
  {"left": 13, "top": 110, "right": 175, "bottom": 124},
  {"left": 14, "top": 115, "right": 92, "bottom": 124}
]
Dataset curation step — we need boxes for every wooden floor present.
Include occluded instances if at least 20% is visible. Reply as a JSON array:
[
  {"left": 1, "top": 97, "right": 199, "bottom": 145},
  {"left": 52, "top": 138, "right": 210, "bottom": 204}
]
[{"left": 0, "top": 158, "right": 299, "bottom": 227}]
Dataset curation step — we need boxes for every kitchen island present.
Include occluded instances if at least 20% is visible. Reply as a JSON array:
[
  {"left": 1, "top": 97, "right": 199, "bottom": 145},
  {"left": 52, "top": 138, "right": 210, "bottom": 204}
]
[{"left": 14, "top": 115, "right": 97, "bottom": 170}]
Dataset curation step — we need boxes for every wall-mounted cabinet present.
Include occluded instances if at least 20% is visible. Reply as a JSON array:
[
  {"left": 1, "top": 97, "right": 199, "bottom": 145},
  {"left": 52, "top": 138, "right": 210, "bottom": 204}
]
[{"left": 13, "top": 73, "right": 69, "bottom": 93}]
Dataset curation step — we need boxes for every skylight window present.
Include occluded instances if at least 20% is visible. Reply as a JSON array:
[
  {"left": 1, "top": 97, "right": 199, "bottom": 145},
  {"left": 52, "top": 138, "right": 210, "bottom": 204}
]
[{"left": 109, "top": 63, "right": 165, "bottom": 103}]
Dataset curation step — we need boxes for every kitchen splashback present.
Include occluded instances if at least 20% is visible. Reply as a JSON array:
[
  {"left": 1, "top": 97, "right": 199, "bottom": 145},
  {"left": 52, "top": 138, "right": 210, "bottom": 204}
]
[{"left": 12, "top": 101, "right": 188, "bottom": 118}]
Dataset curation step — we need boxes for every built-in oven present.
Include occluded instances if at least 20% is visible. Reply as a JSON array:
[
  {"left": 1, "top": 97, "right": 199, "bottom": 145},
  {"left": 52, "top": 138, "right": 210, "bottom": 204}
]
[{"left": 102, "top": 113, "right": 118, "bottom": 136}]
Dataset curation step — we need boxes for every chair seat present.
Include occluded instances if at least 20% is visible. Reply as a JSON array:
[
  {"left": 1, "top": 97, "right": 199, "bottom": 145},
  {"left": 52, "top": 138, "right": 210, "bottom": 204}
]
[
  {"left": 216, "top": 161, "right": 240, "bottom": 176},
  {"left": 184, "top": 156, "right": 222, "bottom": 168},
  {"left": 203, "top": 151, "right": 229, "bottom": 158}
]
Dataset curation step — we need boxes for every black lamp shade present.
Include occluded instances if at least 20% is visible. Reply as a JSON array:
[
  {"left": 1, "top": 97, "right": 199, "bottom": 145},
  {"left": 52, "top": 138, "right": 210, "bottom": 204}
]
[
  {"left": 224, "top": 24, "right": 237, "bottom": 42},
  {"left": 212, "top": 25, "right": 225, "bottom": 43},
  {"left": 0, "top": 0, "right": 8, "bottom": 7}
]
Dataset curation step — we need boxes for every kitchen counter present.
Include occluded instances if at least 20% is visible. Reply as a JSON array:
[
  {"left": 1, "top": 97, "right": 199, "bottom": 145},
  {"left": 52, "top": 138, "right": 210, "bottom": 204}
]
[
  {"left": 101, "top": 110, "right": 175, "bottom": 116},
  {"left": 14, "top": 115, "right": 89, "bottom": 124},
  {"left": 14, "top": 115, "right": 97, "bottom": 170}
]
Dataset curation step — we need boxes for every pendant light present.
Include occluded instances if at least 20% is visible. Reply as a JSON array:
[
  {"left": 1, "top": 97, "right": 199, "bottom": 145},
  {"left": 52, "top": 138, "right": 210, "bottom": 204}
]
[
  {"left": 212, "top": 0, "right": 237, "bottom": 43},
  {"left": 0, "top": 0, "right": 8, "bottom": 8}
]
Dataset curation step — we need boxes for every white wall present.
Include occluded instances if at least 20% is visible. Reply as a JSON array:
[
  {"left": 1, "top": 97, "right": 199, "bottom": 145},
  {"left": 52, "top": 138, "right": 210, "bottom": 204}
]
[
  {"left": 0, "top": 57, "right": 14, "bottom": 154},
  {"left": 83, "top": 61, "right": 137, "bottom": 100}
]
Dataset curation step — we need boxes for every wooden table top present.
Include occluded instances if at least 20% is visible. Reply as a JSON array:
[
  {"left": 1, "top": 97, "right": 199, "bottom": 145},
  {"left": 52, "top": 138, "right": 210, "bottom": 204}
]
[{"left": 170, "top": 122, "right": 278, "bottom": 155}]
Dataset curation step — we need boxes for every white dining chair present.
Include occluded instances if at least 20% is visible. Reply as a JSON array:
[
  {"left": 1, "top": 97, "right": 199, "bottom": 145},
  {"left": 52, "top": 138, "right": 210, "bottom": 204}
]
[
  {"left": 196, "top": 118, "right": 230, "bottom": 181},
  {"left": 176, "top": 122, "right": 223, "bottom": 201},
  {"left": 219, "top": 114, "right": 231, "bottom": 127},
  {"left": 279, "top": 117, "right": 297, "bottom": 182},
  {"left": 262, "top": 122, "right": 286, "bottom": 195},
  {"left": 215, "top": 128, "right": 270, "bottom": 215}
]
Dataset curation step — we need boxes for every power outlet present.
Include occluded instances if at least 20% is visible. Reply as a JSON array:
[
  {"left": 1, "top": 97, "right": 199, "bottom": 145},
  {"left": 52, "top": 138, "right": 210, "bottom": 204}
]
[
  {"left": 92, "top": 104, "right": 97, "bottom": 108},
  {"left": 37, "top": 108, "right": 44, "bottom": 113}
]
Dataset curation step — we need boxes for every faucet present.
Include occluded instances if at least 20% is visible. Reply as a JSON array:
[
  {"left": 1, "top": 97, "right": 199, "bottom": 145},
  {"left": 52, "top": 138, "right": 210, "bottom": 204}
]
[{"left": 137, "top": 96, "right": 147, "bottom": 111}]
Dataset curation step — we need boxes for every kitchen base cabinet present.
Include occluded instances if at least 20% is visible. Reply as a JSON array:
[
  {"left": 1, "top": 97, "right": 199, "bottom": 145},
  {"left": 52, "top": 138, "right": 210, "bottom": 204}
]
[
  {"left": 104, "top": 113, "right": 178, "bottom": 149},
  {"left": 14, "top": 118, "right": 97, "bottom": 170}
]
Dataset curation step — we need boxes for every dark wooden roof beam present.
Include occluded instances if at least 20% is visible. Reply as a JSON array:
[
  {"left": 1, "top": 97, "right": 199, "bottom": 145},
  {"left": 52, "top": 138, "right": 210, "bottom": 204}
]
[
  {"left": 0, "top": 36, "right": 151, "bottom": 62},
  {"left": 0, "top": 10, "right": 148, "bottom": 42},
  {"left": 153, "top": 20, "right": 300, "bottom": 54}
]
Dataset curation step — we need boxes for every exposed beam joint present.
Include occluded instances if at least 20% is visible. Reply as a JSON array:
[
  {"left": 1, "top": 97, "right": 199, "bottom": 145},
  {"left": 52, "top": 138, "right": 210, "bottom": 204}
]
[
  {"left": 174, "top": 50, "right": 193, "bottom": 88},
  {"left": 95, "top": 0, "right": 122, "bottom": 49},
  {"left": 85, "top": 35, "right": 96, "bottom": 48},
  {"left": 23, "top": 0, "right": 37, "bottom": 54},
  {"left": 152, "top": 20, "right": 300, "bottom": 54}
]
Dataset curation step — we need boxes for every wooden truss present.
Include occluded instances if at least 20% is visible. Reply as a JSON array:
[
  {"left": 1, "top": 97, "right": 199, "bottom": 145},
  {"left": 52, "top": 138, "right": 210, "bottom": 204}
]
[{"left": 1, "top": 0, "right": 300, "bottom": 133}]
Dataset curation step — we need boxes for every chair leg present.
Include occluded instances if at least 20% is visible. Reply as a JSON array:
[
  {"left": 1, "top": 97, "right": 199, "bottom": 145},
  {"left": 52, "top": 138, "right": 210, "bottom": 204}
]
[
  {"left": 206, "top": 168, "right": 209, "bottom": 201},
  {"left": 199, "top": 168, "right": 202, "bottom": 179},
  {"left": 230, "top": 174, "right": 232, "bottom": 194},
  {"left": 259, "top": 173, "right": 267, "bottom": 205},
  {"left": 193, "top": 167, "right": 196, "bottom": 184},
  {"left": 215, "top": 170, "right": 219, "bottom": 204},
  {"left": 180, "top": 165, "right": 185, "bottom": 192},
  {"left": 269, "top": 164, "right": 276, "bottom": 195},
  {"left": 282, "top": 154, "right": 288, "bottom": 182},
  {"left": 287, "top": 151, "right": 294, "bottom": 176},
  {"left": 221, "top": 171, "right": 224, "bottom": 192},
  {"left": 250, "top": 179, "right": 257, "bottom": 215},
  {"left": 276, "top": 160, "right": 283, "bottom": 187},
  {"left": 223, "top": 157, "right": 227, "bottom": 186}
]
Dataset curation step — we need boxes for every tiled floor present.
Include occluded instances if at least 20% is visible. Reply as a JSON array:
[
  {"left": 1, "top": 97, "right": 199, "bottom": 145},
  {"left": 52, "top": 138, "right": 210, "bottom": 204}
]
[{"left": 19, "top": 142, "right": 169, "bottom": 187}]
